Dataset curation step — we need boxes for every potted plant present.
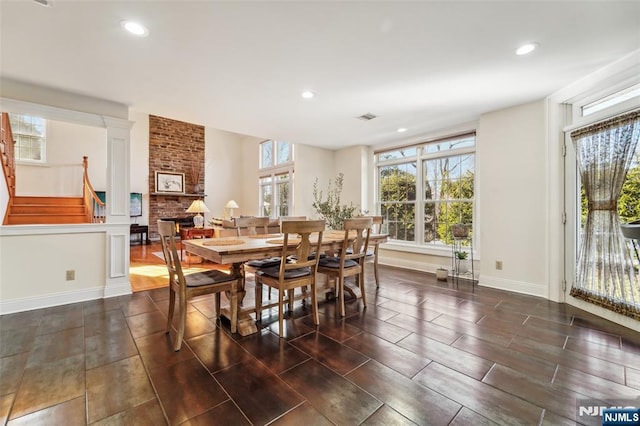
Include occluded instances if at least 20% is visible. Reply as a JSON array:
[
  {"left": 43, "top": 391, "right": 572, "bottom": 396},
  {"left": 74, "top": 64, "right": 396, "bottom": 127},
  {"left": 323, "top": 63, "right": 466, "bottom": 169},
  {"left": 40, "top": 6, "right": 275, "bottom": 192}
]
[
  {"left": 454, "top": 250, "right": 469, "bottom": 274},
  {"left": 435, "top": 267, "right": 449, "bottom": 281},
  {"left": 452, "top": 223, "right": 469, "bottom": 239}
]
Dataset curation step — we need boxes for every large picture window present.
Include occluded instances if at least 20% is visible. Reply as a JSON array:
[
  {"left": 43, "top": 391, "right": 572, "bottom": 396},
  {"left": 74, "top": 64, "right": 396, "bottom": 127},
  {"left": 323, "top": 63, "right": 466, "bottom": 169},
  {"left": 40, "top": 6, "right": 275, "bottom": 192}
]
[
  {"left": 376, "top": 133, "right": 475, "bottom": 248},
  {"left": 259, "top": 140, "right": 294, "bottom": 217},
  {"left": 8, "top": 113, "right": 46, "bottom": 162}
]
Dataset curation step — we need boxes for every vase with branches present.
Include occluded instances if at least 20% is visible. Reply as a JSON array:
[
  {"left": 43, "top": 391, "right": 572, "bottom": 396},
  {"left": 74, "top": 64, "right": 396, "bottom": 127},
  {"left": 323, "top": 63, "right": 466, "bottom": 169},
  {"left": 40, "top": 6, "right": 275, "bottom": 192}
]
[
  {"left": 312, "top": 173, "right": 358, "bottom": 230},
  {"left": 188, "top": 164, "right": 202, "bottom": 193}
]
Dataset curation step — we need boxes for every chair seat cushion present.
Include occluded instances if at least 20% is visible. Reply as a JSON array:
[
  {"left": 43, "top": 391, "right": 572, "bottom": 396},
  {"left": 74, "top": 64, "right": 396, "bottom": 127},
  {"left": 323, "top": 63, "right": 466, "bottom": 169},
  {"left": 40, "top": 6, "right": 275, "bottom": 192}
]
[
  {"left": 288, "top": 252, "right": 327, "bottom": 261},
  {"left": 258, "top": 266, "right": 311, "bottom": 279},
  {"left": 185, "top": 270, "right": 237, "bottom": 287},
  {"left": 346, "top": 248, "right": 374, "bottom": 257},
  {"left": 246, "top": 257, "right": 281, "bottom": 268},
  {"left": 318, "top": 257, "right": 359, "bottom": 269}
]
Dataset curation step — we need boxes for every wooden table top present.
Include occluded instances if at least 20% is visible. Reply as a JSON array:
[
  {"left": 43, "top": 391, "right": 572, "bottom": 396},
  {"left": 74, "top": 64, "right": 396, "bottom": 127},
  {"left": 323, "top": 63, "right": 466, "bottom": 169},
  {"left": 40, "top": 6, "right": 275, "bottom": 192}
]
[{"left": 183, "top": 232, "right": 388, "bottom": 265}]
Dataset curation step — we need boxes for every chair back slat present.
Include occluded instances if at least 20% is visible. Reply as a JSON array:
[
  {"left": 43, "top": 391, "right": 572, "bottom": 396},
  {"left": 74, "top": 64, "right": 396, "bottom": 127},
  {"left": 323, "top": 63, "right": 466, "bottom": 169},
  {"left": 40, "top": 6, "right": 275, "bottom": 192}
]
[
  {"left": 281, "top": 219, "right": 325, "bottom": 273},
  {"left": 235, "top": 216, "right": 270, "bottom": 236},
  {"left": 157, "top": 220, "right": 186, "bottom": 290},
  {"left": 342, "top": 217, "right": 373, "bottom": 262}
]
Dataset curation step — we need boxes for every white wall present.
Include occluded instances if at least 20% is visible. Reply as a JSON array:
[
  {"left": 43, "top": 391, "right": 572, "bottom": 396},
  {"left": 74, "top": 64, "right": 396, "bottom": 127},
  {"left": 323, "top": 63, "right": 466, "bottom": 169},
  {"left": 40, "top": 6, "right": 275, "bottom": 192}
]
[
  {"left": 16, "top": 120, "right": 106, "bottom": 196},
  {"left": 477, "top": 100, "right": 548, "bottom": 297},
  {"left": 295, "top": 144, "right": 335, "bottom": 219},
  {"left": 335, "top": 145, "right": 368, "bottom": 211},
  {"left": 129, "top": 110, "right": 149, "bottom": 225}
]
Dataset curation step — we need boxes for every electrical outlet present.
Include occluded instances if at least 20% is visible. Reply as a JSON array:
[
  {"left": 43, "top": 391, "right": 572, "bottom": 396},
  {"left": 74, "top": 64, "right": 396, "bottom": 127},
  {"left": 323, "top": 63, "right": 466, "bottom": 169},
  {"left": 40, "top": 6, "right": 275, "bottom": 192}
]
[
  {"left": 66, "top": 270, "right": 75, "bottom": 281},
  {"left": 495, "top": 261, "right": 503, "bottom": 270}
]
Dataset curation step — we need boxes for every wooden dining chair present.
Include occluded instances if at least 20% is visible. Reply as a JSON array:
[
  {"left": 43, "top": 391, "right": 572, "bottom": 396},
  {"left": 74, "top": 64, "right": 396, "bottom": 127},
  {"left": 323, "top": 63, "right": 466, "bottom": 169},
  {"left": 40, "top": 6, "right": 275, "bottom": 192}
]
[
  {"left": 254, "top": 219, "right": 325, "bottom": 337},
  {"left": 363, "top": 215, "right": 384, "bottom": 287},
  {"left": 318, "top": 217, "right": 372, "bottom": 317},
  {"left": 158, "top": 220, "right": 239, "bottom": 351},
  {"left": 235, "top": 216, "right": 270, "bottom": 236}
]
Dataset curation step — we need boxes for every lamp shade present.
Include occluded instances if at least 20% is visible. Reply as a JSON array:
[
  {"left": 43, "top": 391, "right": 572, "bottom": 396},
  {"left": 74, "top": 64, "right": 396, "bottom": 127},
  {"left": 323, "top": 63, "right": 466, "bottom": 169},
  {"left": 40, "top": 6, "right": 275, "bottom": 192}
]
[
  {"left": 186, "top": 199, "right": 210, "bottom": 213},
  {"left": 225, "top": 200, "right": 239, "bottom": 209}
]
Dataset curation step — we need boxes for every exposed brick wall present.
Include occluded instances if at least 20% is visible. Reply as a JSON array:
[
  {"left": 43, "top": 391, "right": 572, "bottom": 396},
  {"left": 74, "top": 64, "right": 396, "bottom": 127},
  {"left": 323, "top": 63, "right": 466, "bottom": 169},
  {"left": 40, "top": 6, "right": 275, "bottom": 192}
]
[{"left": 148, "top": 115, "right": 205, "bottom": 238}]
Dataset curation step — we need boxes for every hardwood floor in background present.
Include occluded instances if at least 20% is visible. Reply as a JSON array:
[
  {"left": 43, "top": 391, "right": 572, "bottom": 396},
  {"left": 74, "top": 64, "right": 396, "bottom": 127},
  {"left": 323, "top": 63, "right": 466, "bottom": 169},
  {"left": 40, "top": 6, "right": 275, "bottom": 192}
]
[{"left": 1, "top": 245, "right": 639, "bottom": 425}]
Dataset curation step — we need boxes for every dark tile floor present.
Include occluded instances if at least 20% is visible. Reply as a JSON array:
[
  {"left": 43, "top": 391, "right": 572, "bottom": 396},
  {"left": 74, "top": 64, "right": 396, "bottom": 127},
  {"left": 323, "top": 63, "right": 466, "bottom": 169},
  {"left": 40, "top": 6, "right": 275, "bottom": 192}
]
[{"left": 2, "top": 266, "right": 640, "bottom": 425}]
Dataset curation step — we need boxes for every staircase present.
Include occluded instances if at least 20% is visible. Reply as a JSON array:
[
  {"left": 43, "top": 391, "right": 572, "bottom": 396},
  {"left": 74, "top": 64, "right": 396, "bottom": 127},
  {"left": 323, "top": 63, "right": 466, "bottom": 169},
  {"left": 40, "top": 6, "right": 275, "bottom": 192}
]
[
  {"left": 6, "top": 196, "right": 87, "bottom": 225},
  {"left": 1, "top": 113, "right": 105, "bottom": 225}
]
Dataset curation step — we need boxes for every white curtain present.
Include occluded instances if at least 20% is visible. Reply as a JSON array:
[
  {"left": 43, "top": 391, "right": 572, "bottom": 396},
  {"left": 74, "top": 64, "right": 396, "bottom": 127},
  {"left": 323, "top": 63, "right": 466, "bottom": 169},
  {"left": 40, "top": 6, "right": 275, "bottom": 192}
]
[{"left": 571, "top": 110, "right": 640, "bottom": 319}]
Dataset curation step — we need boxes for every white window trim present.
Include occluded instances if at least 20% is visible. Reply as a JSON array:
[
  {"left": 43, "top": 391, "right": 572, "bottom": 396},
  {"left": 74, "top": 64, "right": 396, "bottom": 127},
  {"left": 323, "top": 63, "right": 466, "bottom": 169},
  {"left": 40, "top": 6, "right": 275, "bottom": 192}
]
[{"left": 9, "top": 113, "right": 47, "bottom": 163}]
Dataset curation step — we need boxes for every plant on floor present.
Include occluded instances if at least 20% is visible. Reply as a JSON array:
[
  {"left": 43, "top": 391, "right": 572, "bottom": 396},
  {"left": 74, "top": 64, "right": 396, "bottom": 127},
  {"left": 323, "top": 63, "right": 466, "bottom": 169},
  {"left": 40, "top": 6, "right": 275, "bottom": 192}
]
[
  {"left": 312, "top": 173, "right": 358, "bottom": 230},
  {"left": 454, "top": 251, "right": 468, "bottom": 260}
]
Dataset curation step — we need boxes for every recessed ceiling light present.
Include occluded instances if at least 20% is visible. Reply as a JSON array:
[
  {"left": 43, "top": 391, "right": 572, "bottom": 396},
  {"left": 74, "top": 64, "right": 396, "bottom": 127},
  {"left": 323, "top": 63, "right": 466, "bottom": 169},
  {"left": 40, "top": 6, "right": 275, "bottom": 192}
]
[
  {"left": 32, "top": 0, "right": 53, "bottom": 7},
  {"left": 121, "top": 20, "right": 149, "bottom": 37},
  {"left": 515, "top": 42, "right": 538, "bottom": 56},
  {"left": 397, "top": 128, "right": 408, "bottom": 133},
  {"left": 301, "top": 90, "right": 315, "bottom": 99}
]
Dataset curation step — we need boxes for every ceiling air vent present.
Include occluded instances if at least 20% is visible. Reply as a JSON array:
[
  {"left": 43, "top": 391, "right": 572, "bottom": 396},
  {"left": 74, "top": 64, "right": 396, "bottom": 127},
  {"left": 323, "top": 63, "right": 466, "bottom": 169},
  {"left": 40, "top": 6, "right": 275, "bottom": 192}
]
[{"left": 357, "top": 113, "right": 377, "bottom": 121}]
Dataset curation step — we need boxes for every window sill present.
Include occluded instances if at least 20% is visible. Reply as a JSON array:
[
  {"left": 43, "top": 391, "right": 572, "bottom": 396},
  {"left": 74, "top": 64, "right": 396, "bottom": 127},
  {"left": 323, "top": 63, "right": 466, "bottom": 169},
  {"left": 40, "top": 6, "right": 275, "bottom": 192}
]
[{"left": 381, "top": 240, "right": 478, "bottom": 259}]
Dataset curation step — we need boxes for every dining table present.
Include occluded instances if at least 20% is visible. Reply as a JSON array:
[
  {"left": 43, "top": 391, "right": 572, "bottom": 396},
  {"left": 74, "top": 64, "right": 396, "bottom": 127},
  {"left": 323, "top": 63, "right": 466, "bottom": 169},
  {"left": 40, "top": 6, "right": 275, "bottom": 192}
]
[{"left": 183, "top": 230, "right": 388, "bottom": 335}]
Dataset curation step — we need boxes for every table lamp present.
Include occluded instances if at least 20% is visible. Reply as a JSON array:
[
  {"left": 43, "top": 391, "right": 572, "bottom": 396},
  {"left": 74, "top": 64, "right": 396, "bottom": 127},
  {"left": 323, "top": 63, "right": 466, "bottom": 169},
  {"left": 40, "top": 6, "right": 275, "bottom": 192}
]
[
  {"left": 186, "top": 199, "right": 210, "bottom": 228},
  {"left": 225, "top": 199, "right": 239, "bottom": 219}
]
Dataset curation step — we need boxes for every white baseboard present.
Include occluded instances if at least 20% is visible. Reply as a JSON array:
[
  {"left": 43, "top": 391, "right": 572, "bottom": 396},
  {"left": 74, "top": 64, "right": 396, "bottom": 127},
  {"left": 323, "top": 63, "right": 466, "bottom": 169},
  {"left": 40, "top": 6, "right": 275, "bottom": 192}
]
[
  {"left": 479, "top": 274, "right": 547, "bottom": 298},
  {"left": 0, "top": 286, "right": 118, "bottom": 315},
  {"left": 379, "top": 259, "right": 438, "bottom": 274},
  {"left": 104, "top": 282, "right": 132, "bottom": 298}
]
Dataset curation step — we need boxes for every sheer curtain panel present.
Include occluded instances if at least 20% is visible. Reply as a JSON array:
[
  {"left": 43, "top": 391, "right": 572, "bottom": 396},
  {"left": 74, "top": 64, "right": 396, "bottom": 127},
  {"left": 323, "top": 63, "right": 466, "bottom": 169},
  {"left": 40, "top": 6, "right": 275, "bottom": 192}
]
[{"left": 570, "top": 110, "right": 640, "bottom": 319}]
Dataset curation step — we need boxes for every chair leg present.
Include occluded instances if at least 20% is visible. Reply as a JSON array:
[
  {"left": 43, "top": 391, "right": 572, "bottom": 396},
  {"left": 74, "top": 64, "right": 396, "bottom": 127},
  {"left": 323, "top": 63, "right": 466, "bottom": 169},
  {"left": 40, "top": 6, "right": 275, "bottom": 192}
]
[
  {"left": 174, "top": 296, "right": 187, "bottom": 351},
  {"left": 373, "top": 252, "right": 380, "bottom": 288},
  {"left": 255, "top": 277, "right": 263, "bottom": 321},
  {"left": 215, "top": 293, "right": 221, "bottom": 322},
  {"left": 278, "top": 287, "right": 285, "bottom": 338},
  {"left": 338, "top": 275, "right": 346, "bottom": 317},
  {"left": 166, "top": 287, "right": 176, "bottom": 334},
  {"left": 359, "top": 268, "right": 367, "bottom": 308},
  {"left": 311, "top": 281, "right": 319, "bottom": 325},
  {"left": 287, "top": 289, "right": 294, "bottom": 312}
]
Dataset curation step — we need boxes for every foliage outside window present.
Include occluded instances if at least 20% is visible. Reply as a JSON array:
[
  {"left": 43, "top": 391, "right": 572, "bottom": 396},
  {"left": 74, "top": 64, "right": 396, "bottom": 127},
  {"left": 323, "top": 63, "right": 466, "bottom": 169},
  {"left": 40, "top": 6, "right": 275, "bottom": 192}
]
[
  {"left": 377, "top": 134, "right": 475, "bottom": 248},
  {"left": 259, "top": 140, "right": 294, "bottom": 217},
  {"left": 8, "top": 113, "right": 46, "bottom": 162},
  {"left": 312, "top": 173, "right": 358, "bottom": 230}
]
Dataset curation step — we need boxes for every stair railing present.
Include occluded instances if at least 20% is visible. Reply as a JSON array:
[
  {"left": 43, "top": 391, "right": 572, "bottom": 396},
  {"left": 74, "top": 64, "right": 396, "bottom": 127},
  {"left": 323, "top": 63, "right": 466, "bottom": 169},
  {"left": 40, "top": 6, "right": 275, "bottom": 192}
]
[
  {"left": 83, "top": 156, "right": 105, "bottom": 223},
  {"left": 1, "top": 112, "right": 16, "bottom": 224}
]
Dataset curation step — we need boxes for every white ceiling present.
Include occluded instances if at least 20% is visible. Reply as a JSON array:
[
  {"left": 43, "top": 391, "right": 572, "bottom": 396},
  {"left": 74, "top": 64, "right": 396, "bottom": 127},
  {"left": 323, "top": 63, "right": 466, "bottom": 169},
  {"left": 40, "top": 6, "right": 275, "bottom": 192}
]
[{"left": 1, "top": 1, "right": 639, "bottom": 149}]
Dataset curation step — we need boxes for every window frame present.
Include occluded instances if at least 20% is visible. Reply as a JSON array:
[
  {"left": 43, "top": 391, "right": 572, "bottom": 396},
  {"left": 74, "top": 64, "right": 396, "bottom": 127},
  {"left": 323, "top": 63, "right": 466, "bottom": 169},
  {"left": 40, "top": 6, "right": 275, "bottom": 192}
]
[
  {"left": 375, "top": 133, "right": 476, "bottom": 255},
  {"left": 8, "top": 113, "right": 47, "bottom": 163},
  {"left": 258, "top": 140, "right": 295, "bottom": 218}
]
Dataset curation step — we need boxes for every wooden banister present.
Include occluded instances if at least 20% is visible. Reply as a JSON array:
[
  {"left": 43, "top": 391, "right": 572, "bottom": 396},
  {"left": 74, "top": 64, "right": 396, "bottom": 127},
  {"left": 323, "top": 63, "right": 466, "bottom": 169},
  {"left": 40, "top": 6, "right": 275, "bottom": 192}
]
[
  {"left": 1, "top": 112, "right": 16, "bottom": 224},
  {"left": 83, "top": 156, "right": 106, "bottom": 223}
]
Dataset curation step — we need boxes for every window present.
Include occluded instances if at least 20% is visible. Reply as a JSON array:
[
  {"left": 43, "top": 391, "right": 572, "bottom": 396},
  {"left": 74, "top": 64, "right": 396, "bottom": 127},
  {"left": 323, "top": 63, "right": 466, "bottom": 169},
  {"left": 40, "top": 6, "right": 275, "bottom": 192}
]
[
  {"left": 581, "top": 83, "right": 640, "bottom": 117},
  {"left": 259, "top": 140, "right": 294, "bottom": 217},
  {"left": 8, "top": 113, "right": 46, "bottom": 162},
  {"left": 376, "top": 133, "right": 475, "bottom": 249}
]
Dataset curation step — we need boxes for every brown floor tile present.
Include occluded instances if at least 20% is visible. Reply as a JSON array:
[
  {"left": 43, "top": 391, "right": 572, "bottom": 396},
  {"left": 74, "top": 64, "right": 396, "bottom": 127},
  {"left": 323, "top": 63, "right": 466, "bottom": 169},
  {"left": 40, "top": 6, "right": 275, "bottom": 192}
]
[
  {"left": 377, "top": 299, "right": 444, "bottom": 321},
  {"left": 281, "top": 358, "right": 381, "bottom": 424},
  {"left": 125, "top": 310, "right": 167, "bottom": 339},
  {"left": 136, "top": 330, "right": 195, "bottom": 370},
  {"left": 10, "top": 354, "right": 85, "bottom": 420},
  {"left": 0, "top": 326, "right": 38, "bottom": 357},
  {"left": 215, "top": 357, "right": 304, "bottom": 425},
  {"left": 181, "top": 400, "right": 250, "bottom": 426},
  {"left": 627, "top": 366, "right": 640, "bottom": 390},
  {"left": 300, "top": 312, "right": 364, "bottom": 343},
  {"left": 361, "top": 404, "right": 418, "bottom": 425},
  {"left": 26, "top": 327, "right": 84, "bottom": 367},
  {"left": 167, "top": 309, "right": 217, "bottom": 340},
  {"left": 452, "top": 334, "right": 557, "bottom": 382},
  {"left": 386, "top": 313, "right": 461, "bottom": 345},
  {"left": 91, "top": 398, "right": 167, "bottom": 426},
  {"left": 509, "top": 335, "right": 626, "bottom": 384},
  {"left": 118, "top": 293, "right": 158, "bottom": 317},
  {"left": 36, "top": 307, "right": 83, "bottom": 335},
  {"left": 343, "top": 332, "right": 430, "bottom": 378},
  {"left": 186, "top": 328, "right": 252, "bottom": 373},
  {"left": 414, "top": 362, "right": 543, "bottom": 425},
  {"left": 524, "top": 316, "right": 622, "bottom": 348},
  {"left": 345, "top": 313, "right": 411, "bottom": 343},
  {"left": 0, "top": 352, "right": 28, "bottom": 396},
  {"left": 431, "top": 314, "right": 514, "bottom": 347},
  {"left": 479, "top": 315, "right": 568, "bottom": 347},
  {"left": 149, "top": 357, "right": 229, "bottom": 425},
  {"left": 347, "top": 360, "right": 459, "bottom": 425},
  {"left": 7, "top": 396, "right": 85, "bottom": 426},
  {"left": 0, "top": 394, "right": 14, "bottom": 425},
  {"left": 236, "top": 329, "right": 310, "bottom": 374},
  {"left": 86, "top": 355, "right": 155, "bottom": 423},
  {"left": 85, "top": 328, "right": 138, "bottom": 370},
  {"left": 83, "top": 309, "right": 129, "bottom": 338},
  {"left": 564, "top": 335, "right": 640, "bottom": 367},
  {"left": 398, "top": 333, "right": 493, "bottom": 380},
  {"left": 552, "top": 365, "right": 639, "bottom": 400},
  {"left": 82, "top": 298, "right": 121, "bottom": 317},
  {"left": 448, "top": 407, "right": 499, "bottom": 426},
  {"left": 290, "top": 332, "right": 369, "bottom": 375},
  {"left": 0, "top": 310, "right": 43, "bottom": 332},
  {"left": 269, "top": 402, "right": 333, "bottom": 426}
]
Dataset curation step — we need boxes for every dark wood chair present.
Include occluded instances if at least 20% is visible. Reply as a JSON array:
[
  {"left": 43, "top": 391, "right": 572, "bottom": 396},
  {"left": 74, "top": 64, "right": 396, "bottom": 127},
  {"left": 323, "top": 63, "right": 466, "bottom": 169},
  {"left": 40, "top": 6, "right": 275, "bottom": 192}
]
[
  {"left": 318, "top": 217, "right": 372, "bottom": 317},
  {"left": 254, "top": 219, "right": 325, "bottom": 337},
  {"left": 157, "top": 220, "right": 239, "bottom": 351},
  {"left": 362, "top": 215, "right": 384, "bottom": 287}
]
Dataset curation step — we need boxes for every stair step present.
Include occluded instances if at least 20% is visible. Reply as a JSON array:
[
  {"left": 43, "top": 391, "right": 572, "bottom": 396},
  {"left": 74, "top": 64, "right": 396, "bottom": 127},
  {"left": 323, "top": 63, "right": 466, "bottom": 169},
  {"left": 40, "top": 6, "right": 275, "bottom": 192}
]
[
  {"left": 12, "top": 196, "right": 84, "bottom": 206},
  {"left": 7, "top": 214, "right": 87, "bottom": 225},
  {"left": 10, "top": 205, "right": 86, "bottom": 214}
]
